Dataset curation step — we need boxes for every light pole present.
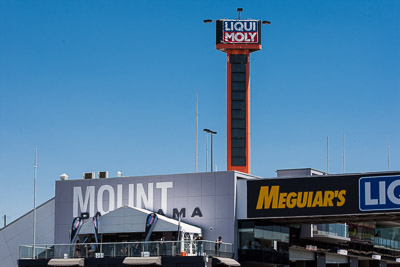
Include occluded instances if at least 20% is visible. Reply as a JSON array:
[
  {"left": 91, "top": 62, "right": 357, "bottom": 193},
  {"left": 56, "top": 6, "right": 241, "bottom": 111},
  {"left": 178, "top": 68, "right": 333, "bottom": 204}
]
[
  {"left": 33, "top": 147, "right": 37, "bottom": 258},
  {"left": 203, "top": 129, "right": 217, "bottom": 172}
]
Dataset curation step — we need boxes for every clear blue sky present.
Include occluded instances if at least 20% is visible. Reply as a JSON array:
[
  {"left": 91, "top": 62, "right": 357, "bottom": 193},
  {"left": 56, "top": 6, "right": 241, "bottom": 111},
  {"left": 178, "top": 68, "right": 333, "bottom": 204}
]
[{"left": 0, "top": 0, "right": 399, "bottom": 222}]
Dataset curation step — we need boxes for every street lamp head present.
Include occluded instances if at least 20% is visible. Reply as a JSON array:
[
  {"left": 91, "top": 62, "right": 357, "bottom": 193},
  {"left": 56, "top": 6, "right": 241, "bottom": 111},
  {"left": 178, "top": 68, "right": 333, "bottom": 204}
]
[
  {"left": 204, "top": 128, "right": 217, "bottom": 172},
  {"left": 203, "top": 19, "right": 213, "bottom": 23},
  {"left": 203, "top": 128, "right": 217, "bottom": 134},
  {"left": 262, "top": 20, "right": 271, "bottom": 25}
]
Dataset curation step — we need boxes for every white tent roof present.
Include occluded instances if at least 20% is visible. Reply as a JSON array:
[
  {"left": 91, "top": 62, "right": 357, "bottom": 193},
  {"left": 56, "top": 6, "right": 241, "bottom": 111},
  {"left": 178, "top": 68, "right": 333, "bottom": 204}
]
[
  {"left": 48, "top": 258, "right": 85, "bottom": 266},
  {"left": 79, "top": 206, "right": 201, "bottom": 235},
  {"left": 211, "top": 257, "right": 241, "bottom": 266},
  {"left": 123, "top": 257, "right": 162, "bottom": 265}
]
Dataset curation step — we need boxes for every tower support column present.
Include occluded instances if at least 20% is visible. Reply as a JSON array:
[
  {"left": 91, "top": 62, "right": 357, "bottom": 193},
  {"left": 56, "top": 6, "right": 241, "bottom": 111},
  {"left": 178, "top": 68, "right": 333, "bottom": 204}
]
[{"left": 226, "top": 49, "right": 251, "bottom": 173}]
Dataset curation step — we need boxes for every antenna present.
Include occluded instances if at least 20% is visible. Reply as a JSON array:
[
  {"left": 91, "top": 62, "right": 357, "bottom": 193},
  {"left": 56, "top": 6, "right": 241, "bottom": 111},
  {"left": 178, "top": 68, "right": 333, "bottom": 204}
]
[
  {"left": 387, "top": 134, "right": 390, "bottom": 171},
  {"left": 195, "top": 93, "right": 198, "bottom": 173},
  {"left": 326, "top": 137, "right": 329, "bottom": 174},
  {"left": 33, "top": 146, "right": 37, "bottom": 258},
  {"left": 343, "top": 133, "right": 345, "bottom": 173}
]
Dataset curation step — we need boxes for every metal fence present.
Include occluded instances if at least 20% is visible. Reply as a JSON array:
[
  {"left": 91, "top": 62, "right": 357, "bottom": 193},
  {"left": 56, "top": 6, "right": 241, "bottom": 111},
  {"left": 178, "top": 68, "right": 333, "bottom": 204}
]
[
  {"left": 20, "top": 240, "right": 233, "bottom": 260},
  {"left": 314, "top": 224, "right": 349, "bottom": 238},
  {"left": 374, "top": 237, "right": 400, "bottom": 250}
]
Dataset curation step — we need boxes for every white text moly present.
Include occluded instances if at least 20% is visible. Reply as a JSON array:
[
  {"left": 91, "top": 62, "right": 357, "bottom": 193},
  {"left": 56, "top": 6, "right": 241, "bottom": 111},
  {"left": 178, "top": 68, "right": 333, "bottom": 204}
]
[{"left": 224, "top": 32, "right": 258, "bottom": 43}]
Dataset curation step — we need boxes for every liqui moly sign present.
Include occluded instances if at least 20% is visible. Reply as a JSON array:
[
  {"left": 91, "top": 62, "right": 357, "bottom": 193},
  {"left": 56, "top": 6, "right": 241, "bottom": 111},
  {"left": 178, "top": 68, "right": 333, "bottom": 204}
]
[
  {"left": 360, "top": 176, "right": 400, "bottom": 211},
  {"left": 217, "top": 20, "right": 261, "bottom": 44}
]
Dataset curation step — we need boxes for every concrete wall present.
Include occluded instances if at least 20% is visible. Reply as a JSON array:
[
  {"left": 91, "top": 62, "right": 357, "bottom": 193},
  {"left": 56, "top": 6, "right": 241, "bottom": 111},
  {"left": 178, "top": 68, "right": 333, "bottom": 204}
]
[
  {"left": 236, "top": 178, "right": 247, "bottom": 220},
  {"left": 0, "top": 198, "right": 55, "bottom": 267}
]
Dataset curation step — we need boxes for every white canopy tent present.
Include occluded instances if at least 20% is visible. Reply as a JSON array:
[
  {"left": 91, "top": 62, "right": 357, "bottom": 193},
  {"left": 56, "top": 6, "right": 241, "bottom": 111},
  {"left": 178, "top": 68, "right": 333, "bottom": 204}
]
[{"left": 79, "top": 206, "right": 201, "bottom": 243}]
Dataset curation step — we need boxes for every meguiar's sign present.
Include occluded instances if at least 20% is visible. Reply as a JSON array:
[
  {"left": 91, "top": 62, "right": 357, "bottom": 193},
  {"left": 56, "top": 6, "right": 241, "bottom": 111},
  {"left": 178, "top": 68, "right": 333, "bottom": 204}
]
[
  {"left": 247, "top": 174, "right": 400, "bottom": 219},
  {"left": 256, "top": 185, "right": 346, "bottom": 209},
  {"left": 216, "top": 20, "right": 261, "bottom": 45}
]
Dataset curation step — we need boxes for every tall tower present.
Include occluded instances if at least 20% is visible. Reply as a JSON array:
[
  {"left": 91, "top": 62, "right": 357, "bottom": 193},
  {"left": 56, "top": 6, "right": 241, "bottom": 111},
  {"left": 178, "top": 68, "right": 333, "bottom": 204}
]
[{"left": 209, "top": 9, "right": 268, "bottom": 174}]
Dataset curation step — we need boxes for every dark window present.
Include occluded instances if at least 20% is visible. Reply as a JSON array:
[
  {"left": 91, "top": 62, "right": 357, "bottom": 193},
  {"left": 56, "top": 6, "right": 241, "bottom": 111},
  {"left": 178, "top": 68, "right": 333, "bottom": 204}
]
[
  {"left": 238, "top": 220, "right": 290, "bottom": 265},
  {"left": 232, "top": 129, "right": 246, "bottom": 138},
  {"left": 232, "top": 72, "right": 246, "bottom": 82},
  {"left": 232, "top": 101, "right": 245, "bottom": 110},
  {"left": 239, "top": 221, "right": 254, "bottom": 228},
  {"left": 231, "top": 82, "right": 246, "bottom": 91},
  {"left": 232, "top": 92, "right": 245, "bottom": 101},
  {"left": 232, "top": 110, "right": 245, "bottom": 119},
  {"left": 231, "top": 64, "right": 246, "bottom": 73},
  {"left": 232, "top": 119, "right": 246, "bottom": 129},
  {"left": 232, "top": 147, "right": 246, "bottom": 157},
  {"left": 232, "top": 157, "right": 246, "bottom": 166},
  {"left": 230, "top": 54, "right": 247, "bottom": 64},
  {"left": 232, "top": 138, "right": 246, "bottom": 148}
]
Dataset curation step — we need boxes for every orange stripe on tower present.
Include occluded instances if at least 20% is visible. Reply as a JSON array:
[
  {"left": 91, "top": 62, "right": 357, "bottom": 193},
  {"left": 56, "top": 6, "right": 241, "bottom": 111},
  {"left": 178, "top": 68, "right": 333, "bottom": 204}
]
[{"left": 227, "top": 52, "right": 232, "bottom": 171}]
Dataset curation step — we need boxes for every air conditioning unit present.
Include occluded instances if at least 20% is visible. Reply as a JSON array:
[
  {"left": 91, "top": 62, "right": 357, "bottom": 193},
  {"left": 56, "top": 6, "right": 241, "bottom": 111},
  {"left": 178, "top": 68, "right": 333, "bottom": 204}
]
[
  {"left": 98, "top": 171, "right": 108, "bottom": 179},
  {"left": 60, "top": 173, "right": 69, "bottom": 181},
  {"left": 83, "top": 172, "right": 95, "bottom": 179}
]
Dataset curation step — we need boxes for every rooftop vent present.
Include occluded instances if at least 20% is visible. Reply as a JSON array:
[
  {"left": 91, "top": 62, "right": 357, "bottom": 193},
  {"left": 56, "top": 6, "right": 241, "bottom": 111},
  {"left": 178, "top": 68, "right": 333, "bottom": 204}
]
[
  {"left": 83, "top": 172, "right": 95, "bottom": 179},
  {"left": 60, "top": 173, "right": 69, "bottom": 181},
  {"left": 98, "top": 171, "right": 108, "bottom": 179}
]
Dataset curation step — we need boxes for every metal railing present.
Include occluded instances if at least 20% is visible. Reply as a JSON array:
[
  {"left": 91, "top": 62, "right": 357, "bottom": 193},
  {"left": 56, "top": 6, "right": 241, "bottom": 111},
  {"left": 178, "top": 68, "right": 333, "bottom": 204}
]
[
  {"left": 374, "top": 237, "right": 400, "bottom": 250},
  {"left": 314, "top": 224, "right": 349, "bottom": 238},
  {"left": 20, "top": 240, "right": 233, "bottom": 260}
]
